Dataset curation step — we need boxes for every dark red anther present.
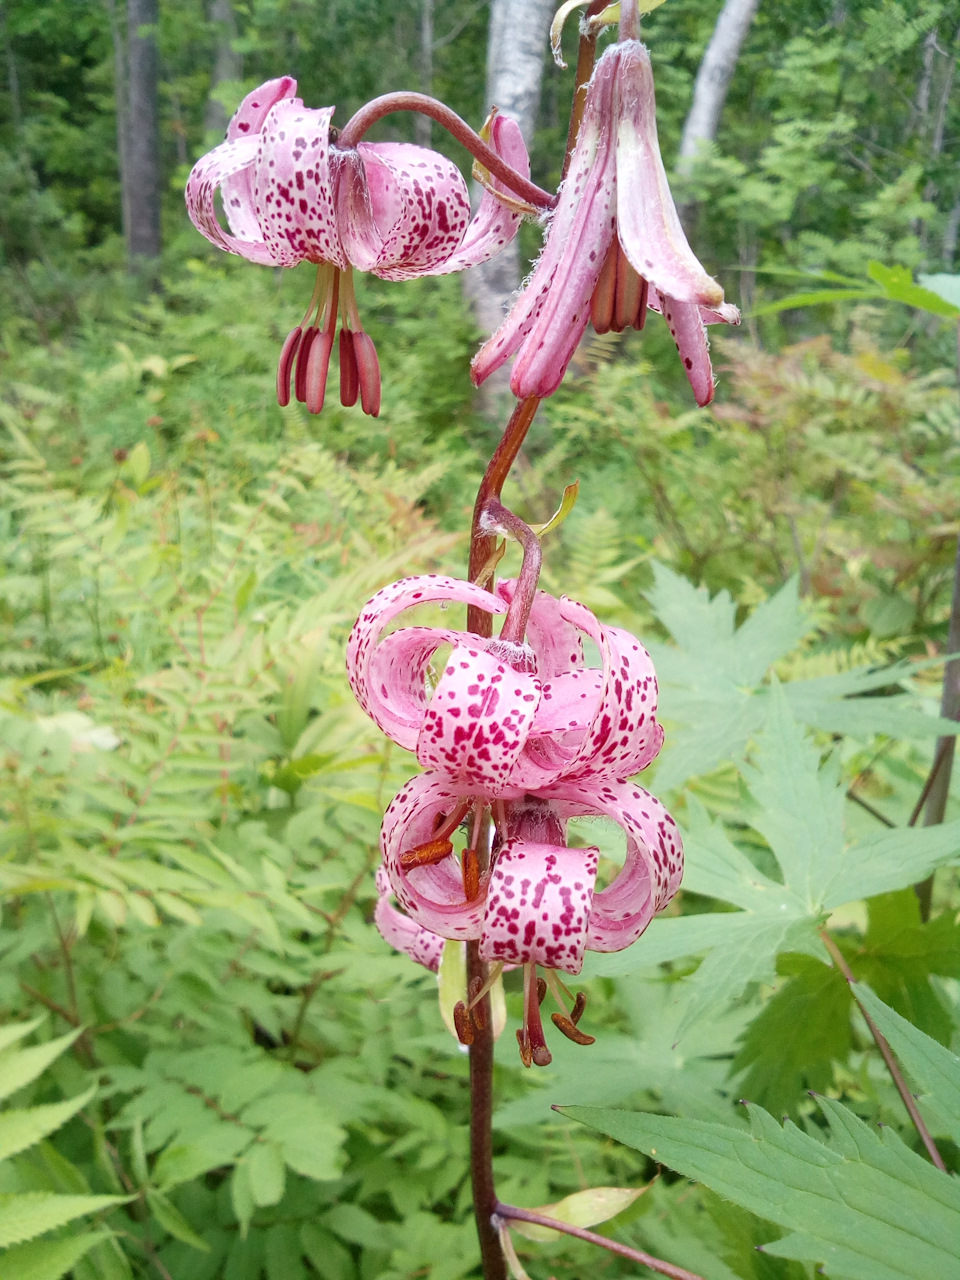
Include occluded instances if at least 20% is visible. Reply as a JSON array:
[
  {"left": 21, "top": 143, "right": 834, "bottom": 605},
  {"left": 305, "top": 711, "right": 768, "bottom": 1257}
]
[
  {"left": 636, "top": 275, "right": 649, "bottom": 331},
  {"left": 536, "top": 977, "right": 547, "bottom": 1005},
  {"left": 571, "top": 991, "right": 587, "bottom": 1025},
  {"left": 295, "top": 326, "right": 319, "bottom": 403},
  {"left": 590, "top": 238, "right": 617, "bottom": 335},
  {"left": 276, "top": 326, "right": 303, "bottom": 407},
  {"left": 614, "top": 245, "right": 643, "bottom": 334},
  {"left": 339, "top": 329, "right": 360, "bottom": 407},
  {"left": 522, "top": 967, "right": 552, "bottom": 1068},
  {"left": 551, "top": 1012, "right": 596, "bottom": 1046},
  {"left": 454, "top": 1001, "right": 475, "bottom": 1046},
  {"left": 305, "top": 326, "right": 335, "bottom": 415},
  {"left": 352, "top": 331, "right": 382, "bottom": 417},
  {"left": 516, "top": 1027, "right": 533, "bottom": 1068},
  {"left": 462, "top": 845, "right": 480, "bottom": 901}
]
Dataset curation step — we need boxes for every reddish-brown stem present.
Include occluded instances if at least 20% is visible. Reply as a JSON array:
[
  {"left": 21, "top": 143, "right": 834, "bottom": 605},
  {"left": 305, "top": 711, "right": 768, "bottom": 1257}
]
[
  {"left": 494, "top": 1202, "right": 707, "bottom": 1280},
  {"left": 467, "top": 396, "right": 541, "bottom": 636},
  {"left": 337, "top": 93, "right": 555, "bottom": 210},
  {"left": 820, "top": 930, "right": 946, "bottom": 1171},
  {"left": 561, "top": 1, "right": 607, "bottom": 178},
  {"left": 468, "top": 939, "right": 505, "bottom": 1280},
  {"left": 480, "top": 498, "right": 542, "bottom": 644}
]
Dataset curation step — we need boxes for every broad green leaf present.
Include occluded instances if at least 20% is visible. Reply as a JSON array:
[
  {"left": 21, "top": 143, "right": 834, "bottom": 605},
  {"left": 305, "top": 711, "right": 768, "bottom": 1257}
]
[
  {"left": 852, "top": 983, "right": 960, "bottom": 1146},
  {"left": 867, "top": 261, "right": 960, "bottom": 317},
  {"left": 0, "top": 1193, "right": 129, "bottom": 1248},
  {"left": 562, "top": 1097, "right": 960, "bottom": 1279},
  {"left": 154, "top": 1126, "right": 252, "bottom": 1190},
  {"left": 0, "top": 1232, "right": 107, "bottom": 1280},
  {"left": 509, "top": 1185, "right": 647, "bottom": 1241},
  {"left": 918, "top": 272, "right": 960, "bottom": 309},
  {"left": 246, "top": 1140, "right": 286, "bottom": 1207},
  {"left": 0, "top": 1085, "right": 96, "bottom": 1163},
  {"left": 239, "top": 1094, "right": 345, "bottom": 1182},
  {"left": 0, "top": 1030, "right": 82, "bottom": 1104}
]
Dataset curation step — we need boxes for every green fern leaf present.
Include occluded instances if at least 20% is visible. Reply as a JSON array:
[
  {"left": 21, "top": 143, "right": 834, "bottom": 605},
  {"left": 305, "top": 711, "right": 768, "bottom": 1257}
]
[
  {"left": 0, "top": 1086, "right": 96, "bottom": 1163},
  {"left": 0, "top": 1193, "right": 128, "bottom": 1248},
  {"left": 0, "top": 1232, "right": 107, "bottom": 1280}
]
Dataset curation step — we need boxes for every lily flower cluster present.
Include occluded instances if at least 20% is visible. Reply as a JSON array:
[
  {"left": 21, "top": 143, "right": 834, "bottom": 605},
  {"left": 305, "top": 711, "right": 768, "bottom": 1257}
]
[
  {"left": 186, "top": 77, "right": 529, "bottom": 416},
  {"left": 348, "top": 574, "right": 682, "bottom": 1066}
]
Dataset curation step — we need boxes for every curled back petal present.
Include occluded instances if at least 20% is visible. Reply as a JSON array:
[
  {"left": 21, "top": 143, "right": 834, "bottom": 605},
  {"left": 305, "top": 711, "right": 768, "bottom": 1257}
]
[
  {"left": 416, "top": 644, "right": 540, "bottom": 796},
  {"left": 480, "top": 839, "right": 599, "bottom": 975},
  {"left": 339, "top": 143, "right": 472, "bottom": 281},
  {"left": 381, "top": 773, "right": 486, "bottom": 940},
  {"left": 497, "top": 581, "right": 584, "bottom": 678},
  {"left": 654, "top": 290, "right": 716, "bottom": 407},
  {"left": 543, "top": 778, "right": 683, "bottom": 951},
  {"left": 254, "top": 101, "right": 346, "bottom": 268},
  {"left": 221, "top": 77, "right": 298, "bottom": 243},
  {"left": 185, "top": 135, "right": 281, "bottom": 264},
  {"left": 431, "top": 114, "right": 531, "bottom": 274},
  {"left": 614, "top": 41, "right": 725, "bottom": 310},
  {"left": 557, "top": 597, "right": 664, "bottom": 779},
  {"left": 346, "top": 575, "right": 507, "bottom": 750},
  {"left": 375, "top": 887, "right": 445, "bottom": 973},
  {"left": 471, "top": 50, "right": 620, "bottom": 395}
]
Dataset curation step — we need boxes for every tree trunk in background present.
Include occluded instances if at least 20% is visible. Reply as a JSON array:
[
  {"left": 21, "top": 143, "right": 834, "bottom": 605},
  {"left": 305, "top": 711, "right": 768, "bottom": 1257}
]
[
  {"left": 204, "top": 0, "right": 241, "bottom": 139},
  {"left": 125, "top": 0, "right": 161, "bottom": 261},
  {"left": 464, "top": 0, "right": 554, "bottom": 339},
  {"left": 677, "top": 0, "right": 760, "bottom": 178},
  {"left": 415, "top": 0, "right": 434, "bottom": 147}
]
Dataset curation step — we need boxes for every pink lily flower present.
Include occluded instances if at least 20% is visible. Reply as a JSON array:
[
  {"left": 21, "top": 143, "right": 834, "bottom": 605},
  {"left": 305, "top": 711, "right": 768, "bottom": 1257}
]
[
  {"left": 185, "top": 77, "right": 529, "bottom": 415},
  {"left": 471, "top": 39, "right": 739, "bottom": 406},
  {"left": 374, "top": 866, "right": 445, "bottom": 974},
  {"left": 379, "top": 776, "right": 682, "bottom": 1065},
  {"left": 346, "top": 574, "right": 663, "bottom": 797}
]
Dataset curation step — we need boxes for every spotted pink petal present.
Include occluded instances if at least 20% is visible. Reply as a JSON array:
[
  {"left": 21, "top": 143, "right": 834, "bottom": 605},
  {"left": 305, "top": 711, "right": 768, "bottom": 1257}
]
[
  {"left": 374, "top": 872, "right": 445, "bottom": 973},
  {"left": 542, "top": 777, "right": 683, "bottom": 951},
  {"left": 614, "top": 41, "right": 724, "bottom": 311},
  {"left": 480, "top": 839, "right": 599, "bottom": 975},
  {"left": 185, "top": 133, "right": 280, "bottom": 265},
  {"left": 471, "top": 50, "right": 620, "bottom": 397},
  {"left": 431, "top": 114, "right": 531, "bottom": 274},
  {"left": 346, "top": 575, "right": 507, "bottom": 751},
  {"left": 416, "top": 644, "right": 540, "bottom": 796},
  {"left": 221, "top": 77, "right": 298, "bottom": 244},
  {"left": 338, "top": 143, "right": 472, "bottom": 280},
  {"left": 654, "top": 291, "right": 715, "bottom": 406},
  {"left": 380, "top": 773, "right": 486, "bottom": 940},
  {"left": 497, "top": 581, "right": 584, "bottom": 678},
  {"left": 253, "top": 100, "right": 346, "bottom": 268}
]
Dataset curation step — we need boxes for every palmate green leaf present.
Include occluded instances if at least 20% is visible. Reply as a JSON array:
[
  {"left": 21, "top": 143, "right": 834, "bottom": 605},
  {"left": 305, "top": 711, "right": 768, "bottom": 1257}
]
[
  {"left": 586, "top": 688, "right": 960, "bottom": 1037},
  {"left": 0, "top": 1193, "right": 129, "bottom": 1248},
  {"left": 0, "top": 1085, "right": 96, "bottom": 1163},
  {"left": 0, "top": 1232, "right": 108, "bottom": 1280},
  {"left": 852, "top": 984, "right": 960, "bottom": 1146},
  {"left": 562, "top": 1097, "right": 960, "bottom": 1280}
]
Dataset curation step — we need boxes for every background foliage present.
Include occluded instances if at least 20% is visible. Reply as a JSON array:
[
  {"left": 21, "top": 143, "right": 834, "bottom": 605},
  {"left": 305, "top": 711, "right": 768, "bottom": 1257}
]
[{"left": 0, "top": 1, "right": 959, "bottom": 1278}]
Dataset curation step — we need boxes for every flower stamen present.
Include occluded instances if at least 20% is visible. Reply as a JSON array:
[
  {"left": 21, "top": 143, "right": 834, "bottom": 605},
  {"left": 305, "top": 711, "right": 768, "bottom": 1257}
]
[
  {"left": 400, "top": 836, "right": 454, "bottom": 870},
  {"left": 517, "top": 963, "right": 552, "bottom": 1068}
]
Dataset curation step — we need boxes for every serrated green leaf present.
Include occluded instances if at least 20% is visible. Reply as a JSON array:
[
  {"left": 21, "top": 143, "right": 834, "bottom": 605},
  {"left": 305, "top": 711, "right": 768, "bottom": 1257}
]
[
  {"left": 852, "top": 984, "right": 960, "bottom": 1146},
  {"left": 0, "top": 1020, "right": 45, "bottom": 1056},
  {"left": 146, "top": 1190, "right": 211, "bottom": 1252},
  {"left": 0, "top": 1085, "right": 96, "bottom": 1163},
  {"left": 509, "top": 1185, "right": 647, "bottom": 1241},
  {"left": 867, "top": 260, "right": 960, "bottom": 317},
  {"left": 562, "top": 1098, "right": 960, "bottom": 1279},
  {"left": 0, "top": 1030, "right": 82, "bottom": 1104},
  {"left": 0, "top": 1231, "right": 107, "bottom": 1280},
  {"left": 0, "top": 1193, "right": 129, "bottom": 1248},
  {"left": 154, "top": 1125, "right": 252, "bottom": 1190}
]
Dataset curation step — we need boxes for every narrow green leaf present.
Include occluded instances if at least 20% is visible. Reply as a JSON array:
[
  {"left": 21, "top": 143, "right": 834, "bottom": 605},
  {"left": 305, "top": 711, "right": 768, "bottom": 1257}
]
[
  {"left": 510, "top": 1185, "right": 647, "bottom": 1242},
  {"left": 0, "top": 1193, "right": 129, "bottom": 1248},
  {"left": 0, "top": 1020, "right": 45, "bottom": 1056},
  {"left": 146, "top": 1190, "right": 211, "bottom": 1252},
  {"left": 246, "top": 1141, "right": 286, "bottom": 1208},
  {"left": 0, "top": 1031, "right": 82, "bottom": 1104},
  {"left": 0, "top": 1232, "right": 107, "bottom": 1280},
  {"left": 0, "top": 1086, "right": 96, "bottom": 1163}
]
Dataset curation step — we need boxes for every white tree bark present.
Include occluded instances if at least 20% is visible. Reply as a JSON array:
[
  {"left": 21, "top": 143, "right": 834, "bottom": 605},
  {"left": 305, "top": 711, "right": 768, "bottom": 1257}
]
[
  {"left": 464, "top": 0, "right": 555, "bottom": 340},
  {"left": 677, "top": 0, "right": 760, "bottom": 176}
]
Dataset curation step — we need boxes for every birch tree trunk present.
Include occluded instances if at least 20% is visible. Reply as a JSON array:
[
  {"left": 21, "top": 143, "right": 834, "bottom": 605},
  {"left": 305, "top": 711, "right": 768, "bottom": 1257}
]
[
  {"left": 676, "top": 0, "right": 760, "bottom": 177},
  {"left": 125, "top": 0, "right": 161, "bottom": 261},
  {"left": 464, "top": 0, "right": 554, "bottom": 340},
  {"left": 204, "top": 0, "right": 241, "bottom": 138}
]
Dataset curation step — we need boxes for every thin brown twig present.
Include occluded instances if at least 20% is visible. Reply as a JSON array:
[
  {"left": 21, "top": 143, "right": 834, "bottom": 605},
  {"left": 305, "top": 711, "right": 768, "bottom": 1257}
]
[
  {"left": 846, "top": 788, "right": 895, "bottom": 828},
  {"left": 494, "top": 1201, "right": 706, "bottom": 1280},
  {"left": 820, "top": 929, "right": 946, "bottom": 1171}
]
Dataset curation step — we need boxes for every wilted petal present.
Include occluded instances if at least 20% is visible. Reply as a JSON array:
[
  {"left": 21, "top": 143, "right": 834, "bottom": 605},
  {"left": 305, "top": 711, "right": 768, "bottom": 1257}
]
[
  {"left": 221, "top": 77, "right": 298, "bottom": 243},
  {"left": 472, "top": 51, "right": 620, "bottom": 397},
  {"left": 416, "top": 644, "right": 540, "bottom": 795},
  {"left": 480, "top": 839, "right": 599, "bottom": 975},
  {"left": 614, "top": 41, "right": 724, "bottom": 311},
  {"left": 543, "top": 778, "right": 683, "bottom": 950},
  {"left": 375, "top": 868, "right": 445, "bottom": 972},
  {"left": 338, "top": 143, "right": 472, "bottom": 280},
  {"left": 346, "top": 575, "right": 507, "bottom": 750},
  {"left": 381, "top": 773, "right": 486, "bottom": 940},
  {"left": 254, "top": 100, "right": 346, "bottom": 267}
]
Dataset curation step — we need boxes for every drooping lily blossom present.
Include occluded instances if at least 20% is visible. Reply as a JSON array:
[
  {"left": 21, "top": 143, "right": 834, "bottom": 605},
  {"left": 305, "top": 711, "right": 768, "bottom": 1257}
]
[
  {"left": 346, "top": 574, "right": 663, "bottom": 796},
  {"left": 186, "top": 78, "right": 529, "bottom": 415},
  {"left": 471, "top": 40, "right": 739, "bottom": 405},
  {"left": 374, "top": 866, "right": 445, "bottom": 973},
  {"left": 378, "top": 776, "right": 682, "bottom": 1064}
]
